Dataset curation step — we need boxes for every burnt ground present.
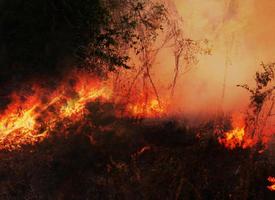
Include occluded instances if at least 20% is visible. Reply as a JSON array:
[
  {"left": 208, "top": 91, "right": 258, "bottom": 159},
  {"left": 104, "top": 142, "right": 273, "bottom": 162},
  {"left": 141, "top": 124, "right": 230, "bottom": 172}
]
[{"left": 0, "top": 102, "right": 275, "bottom": 200}]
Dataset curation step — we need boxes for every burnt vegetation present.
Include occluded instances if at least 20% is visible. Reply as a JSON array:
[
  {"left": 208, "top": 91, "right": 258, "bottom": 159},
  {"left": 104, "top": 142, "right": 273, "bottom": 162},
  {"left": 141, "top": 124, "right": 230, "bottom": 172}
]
[{"left": 0, "top": 0, "right": 275, "bottom": 200}]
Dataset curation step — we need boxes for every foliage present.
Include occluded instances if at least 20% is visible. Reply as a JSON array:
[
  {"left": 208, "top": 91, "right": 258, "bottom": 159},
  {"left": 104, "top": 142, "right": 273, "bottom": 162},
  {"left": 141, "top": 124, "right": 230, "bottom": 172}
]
[
  {"left": 85, "top": 0, "right": 167, "bottom": 75},
  {"left": 238, "top": 62, "right": 275, "bottom": 137}
]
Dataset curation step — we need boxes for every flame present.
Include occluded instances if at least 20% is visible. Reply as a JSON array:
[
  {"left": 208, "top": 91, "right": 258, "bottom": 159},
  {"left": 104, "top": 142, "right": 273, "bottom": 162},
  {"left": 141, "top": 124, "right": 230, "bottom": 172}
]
[
  {"left": 0, "top": 74, "right": 113, "bottom": 149},
  {"left": 267, "top": 176, "right": 275, "bottom": 191},
  {"left": 0, "top": 72, "right": 167, "bottom": 150},
  {"left": 0, "top": 106, "right": 36, "bottom": 139},
  {"left": 60, "top": 87, "right": 111, "bottom": 117},
  {"left": 218, "top": 113, "right": 254, "bottom": 149},
  {"left": 127, "top": 99, "right": 165, "bottom": 118},
  {"left": 0, "top": 107, "right": 35, "bottom": 135}
]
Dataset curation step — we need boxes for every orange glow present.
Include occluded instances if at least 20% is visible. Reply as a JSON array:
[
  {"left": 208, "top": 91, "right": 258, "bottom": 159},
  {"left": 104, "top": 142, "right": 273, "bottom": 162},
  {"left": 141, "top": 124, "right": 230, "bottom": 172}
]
[
  {"left": 267, "top": 176, "right": 275, "bottom": 191},
  {"left": 218, "top": 113, "right": 254, "bottom": 149}
]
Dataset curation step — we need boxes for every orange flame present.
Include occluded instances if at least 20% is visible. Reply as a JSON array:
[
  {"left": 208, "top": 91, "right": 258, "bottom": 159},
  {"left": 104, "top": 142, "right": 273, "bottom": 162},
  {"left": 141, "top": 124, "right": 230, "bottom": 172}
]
[
  {"left": 60, "top": 87, "right": 111, "bottom": 117},
  {"left": 0, "top": 73, "right": 166, "bottom": 150},
  {"left": 218, "top": 113, "right": 254, "bottom": 149},
  {"left": 0, "top": 74, "right": 112, "bottom": 149},
  {"left": 267, "top": 176, "right": 275, "bottom": 191}
]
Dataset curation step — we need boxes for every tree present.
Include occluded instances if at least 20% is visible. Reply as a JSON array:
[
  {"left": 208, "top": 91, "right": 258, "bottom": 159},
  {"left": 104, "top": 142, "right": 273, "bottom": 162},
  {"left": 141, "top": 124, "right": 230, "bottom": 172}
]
[
  {"left": 112, "top": 1, "right": 212, "bottom": 109},
  {"left": 0, "top": 0, "right": 166, "bottom": 82}
]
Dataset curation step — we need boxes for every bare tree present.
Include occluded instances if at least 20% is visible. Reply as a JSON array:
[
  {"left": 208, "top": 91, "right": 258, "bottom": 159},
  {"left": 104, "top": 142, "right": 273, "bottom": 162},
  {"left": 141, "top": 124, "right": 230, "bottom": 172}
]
[{"left": 165, "top": 1, "right": 211, "bottom": 97}]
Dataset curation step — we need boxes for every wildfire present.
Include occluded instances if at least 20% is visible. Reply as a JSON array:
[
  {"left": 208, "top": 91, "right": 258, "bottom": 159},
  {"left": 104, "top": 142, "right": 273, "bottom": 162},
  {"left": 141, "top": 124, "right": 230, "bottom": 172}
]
[
  {"left": 0, "top": 72, "right": 167, "bottom": 150},
  {"left": 0, "top": 74, "right": 112, "bottom": 149},
  {"left": 267, "top": 176, "right": 275, "bottom": 191},
  {"left": 218, "top": 113, "right": 254, "bottom": 149}
]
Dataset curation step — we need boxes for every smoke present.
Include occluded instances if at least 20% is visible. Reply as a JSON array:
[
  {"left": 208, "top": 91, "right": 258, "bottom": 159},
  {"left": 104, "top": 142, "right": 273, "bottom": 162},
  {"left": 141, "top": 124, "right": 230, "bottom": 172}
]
[{"left": 149, "top": 0, "right": 275, "bottom": 116}]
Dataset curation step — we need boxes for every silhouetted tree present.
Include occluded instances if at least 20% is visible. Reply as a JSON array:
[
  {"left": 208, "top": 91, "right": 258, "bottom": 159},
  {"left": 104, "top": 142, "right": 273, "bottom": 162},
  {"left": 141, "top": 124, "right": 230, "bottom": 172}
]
[{"left": 0, "top": 0, "right": 166, "bottom": 82}]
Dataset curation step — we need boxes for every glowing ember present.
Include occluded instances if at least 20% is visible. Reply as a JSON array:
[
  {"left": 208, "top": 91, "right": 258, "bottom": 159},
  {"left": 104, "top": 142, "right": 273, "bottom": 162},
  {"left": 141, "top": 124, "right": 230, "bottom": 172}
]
[
  {"left": 218, "top": 113, "right": 254, "bottom": 149},
  {"left": 267, "top": 176, "right": 275, "bottom": 191}
]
